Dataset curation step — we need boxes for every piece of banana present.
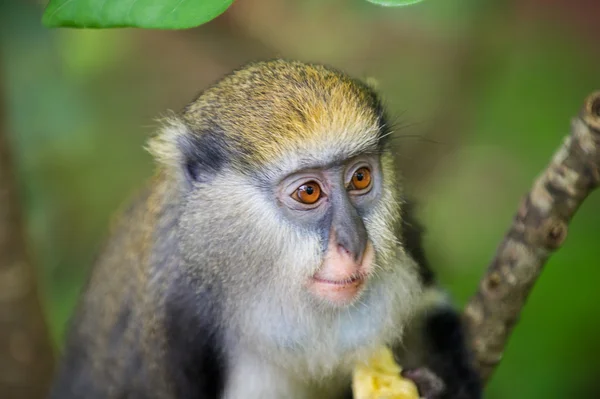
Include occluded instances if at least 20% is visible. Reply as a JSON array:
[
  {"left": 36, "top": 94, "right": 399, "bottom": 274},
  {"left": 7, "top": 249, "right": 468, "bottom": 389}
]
[{"left": 352, "top": 346, "right": 420, "bottom": 399}]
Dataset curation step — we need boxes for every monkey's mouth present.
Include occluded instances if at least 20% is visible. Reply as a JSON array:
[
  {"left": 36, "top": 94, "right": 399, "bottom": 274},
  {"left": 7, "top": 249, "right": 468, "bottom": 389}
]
[
  {"left": 307, "top": 240, "right": 374, "bottom": 306},
  {"left": 308, "top": 272, "right": 367, "bottom": 306},
  {"left": 311, "top": 273, "right": 365, "bottom": 286}
]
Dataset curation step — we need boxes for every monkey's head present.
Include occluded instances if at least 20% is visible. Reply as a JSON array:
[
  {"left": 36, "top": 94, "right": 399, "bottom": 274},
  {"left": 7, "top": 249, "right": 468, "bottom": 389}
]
[{"left": 149, "top": 60, "right": 420, "bottom": 357}]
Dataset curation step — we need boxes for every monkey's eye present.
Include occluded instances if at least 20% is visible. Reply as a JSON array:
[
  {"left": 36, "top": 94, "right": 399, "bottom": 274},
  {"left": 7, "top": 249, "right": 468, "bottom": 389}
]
[
  {"left": 349, "top": 167, "right": 372, "bottom": 192},
  {"left": 292, "top": 182, "right": 322, "bottom": 205}
]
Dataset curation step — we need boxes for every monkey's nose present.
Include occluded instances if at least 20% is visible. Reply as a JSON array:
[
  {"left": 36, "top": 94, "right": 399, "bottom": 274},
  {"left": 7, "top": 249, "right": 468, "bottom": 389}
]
[
  {"left": 336, "top": 241, "right": 364, "bottom": 264},
  {"left": 317, "top": 238, "right": 370, "bottom": 282},
  {"left": 309, "top": 241, "right": 375, "bottom": 306}
]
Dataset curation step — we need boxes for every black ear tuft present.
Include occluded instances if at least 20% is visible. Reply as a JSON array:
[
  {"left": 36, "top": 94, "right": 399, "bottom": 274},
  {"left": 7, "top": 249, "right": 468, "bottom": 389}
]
[
  {"left": 185, "top": 160, "right": 202, "bottom": 182},
  {"left": 178, "top": 127, "right": 229, "bottom": 184}
]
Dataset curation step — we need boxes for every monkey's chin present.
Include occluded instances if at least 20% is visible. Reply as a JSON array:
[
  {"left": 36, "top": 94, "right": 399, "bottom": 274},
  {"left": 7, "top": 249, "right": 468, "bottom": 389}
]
[{"left": 308, "top": 275, "right": 365, "bottom": 306}]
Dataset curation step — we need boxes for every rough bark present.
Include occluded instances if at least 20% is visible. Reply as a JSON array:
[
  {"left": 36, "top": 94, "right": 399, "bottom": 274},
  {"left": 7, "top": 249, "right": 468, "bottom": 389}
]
[
  {"left": 463, "top": 91, "right": 600, "bottom": 383},
  {"left": 0, "top": 61, "right": 55, "bottom": 399}
]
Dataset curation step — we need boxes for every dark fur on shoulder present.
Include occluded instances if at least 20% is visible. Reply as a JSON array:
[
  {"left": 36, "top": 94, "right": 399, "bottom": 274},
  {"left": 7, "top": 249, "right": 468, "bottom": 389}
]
[{"left": 164, "top": 278, "right": 226, "bottom": 399}]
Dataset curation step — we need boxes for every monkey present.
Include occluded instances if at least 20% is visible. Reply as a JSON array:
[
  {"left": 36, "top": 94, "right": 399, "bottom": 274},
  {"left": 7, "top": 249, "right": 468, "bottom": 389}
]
[{"left": 48, "top": 59, "right": 482, "bottom": 399}]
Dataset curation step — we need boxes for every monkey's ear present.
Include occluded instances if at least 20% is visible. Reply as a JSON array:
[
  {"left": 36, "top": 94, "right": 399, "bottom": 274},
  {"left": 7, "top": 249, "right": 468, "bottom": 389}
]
[
  {"left": 146, "top": 114, "right": 226, "bottom": 184},
  {"left": 146, "top": 114, "right": 189, "bottom": 179}
]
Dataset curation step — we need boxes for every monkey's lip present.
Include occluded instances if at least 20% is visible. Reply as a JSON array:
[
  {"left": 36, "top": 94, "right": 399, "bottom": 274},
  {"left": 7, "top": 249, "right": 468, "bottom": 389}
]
[
  {"left": 308, "top": 273, "right": 366, "bottom": 305},
  {"left": 311, "top": 273, "right": 365, "bottom": 286}
]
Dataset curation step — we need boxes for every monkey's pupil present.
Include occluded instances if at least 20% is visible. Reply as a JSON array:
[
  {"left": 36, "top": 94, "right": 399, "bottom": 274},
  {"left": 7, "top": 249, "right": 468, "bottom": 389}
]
[
  {"left": 306, "top": 186, "right": 314, "bottom": 195},
  {"left": 356, "top": 173, "right": 364, "bottom": 181}
]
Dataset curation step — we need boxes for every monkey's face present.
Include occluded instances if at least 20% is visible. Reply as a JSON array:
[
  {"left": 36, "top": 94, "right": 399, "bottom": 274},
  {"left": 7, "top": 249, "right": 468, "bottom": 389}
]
[{"left": 274, "top": 155, "right": 381, "bottom": 307}]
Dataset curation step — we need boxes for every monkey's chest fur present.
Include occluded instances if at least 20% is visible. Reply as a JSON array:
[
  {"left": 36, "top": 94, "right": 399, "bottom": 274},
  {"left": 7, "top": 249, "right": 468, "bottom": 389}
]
[
  {"left": 222, "top": 350, "right": 352, "bottom": 399},
  {"left": 221, "top": 330, "right": 378, "bottom": 399}
]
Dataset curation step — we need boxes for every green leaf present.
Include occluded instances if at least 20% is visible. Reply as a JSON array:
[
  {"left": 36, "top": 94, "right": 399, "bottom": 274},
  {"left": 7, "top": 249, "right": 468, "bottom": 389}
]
[
  {"left": 42, "top": 0, "right": 234, "bottom": 29},
  {"left": 365, "top": 0, "right": 425, "bottom": 6}
]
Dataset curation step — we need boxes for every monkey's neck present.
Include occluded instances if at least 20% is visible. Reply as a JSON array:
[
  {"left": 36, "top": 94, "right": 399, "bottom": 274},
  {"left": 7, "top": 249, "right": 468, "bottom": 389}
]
[{"left": 222, "top": 346, "right": 351, "bottom": 399}]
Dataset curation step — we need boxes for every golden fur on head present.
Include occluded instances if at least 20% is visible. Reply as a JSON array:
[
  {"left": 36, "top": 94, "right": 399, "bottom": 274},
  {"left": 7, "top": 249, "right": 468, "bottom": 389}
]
[{"left": 147, "top": 59, "right": 387, "bottom": 173}]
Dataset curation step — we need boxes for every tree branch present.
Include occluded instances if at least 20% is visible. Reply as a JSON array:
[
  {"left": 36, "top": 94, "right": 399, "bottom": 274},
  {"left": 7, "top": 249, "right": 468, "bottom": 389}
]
[{"left": 463, "top": 91, "right": 600, "bottom": 383}]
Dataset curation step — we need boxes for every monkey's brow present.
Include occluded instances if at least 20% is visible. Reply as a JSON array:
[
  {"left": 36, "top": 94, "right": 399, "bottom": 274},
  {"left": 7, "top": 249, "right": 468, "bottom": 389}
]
[{"left": 285, "top": 151, "right": 380, "bottom": 173}]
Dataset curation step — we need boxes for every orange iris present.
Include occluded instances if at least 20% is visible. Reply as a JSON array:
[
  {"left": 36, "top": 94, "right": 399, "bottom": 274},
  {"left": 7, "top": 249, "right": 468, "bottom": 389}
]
[
  {"left": 351, "top": 167, "right": 371, "bottom": 191},
  {"left": 294, "top": 182, "right": 321, "bottom": 204}
]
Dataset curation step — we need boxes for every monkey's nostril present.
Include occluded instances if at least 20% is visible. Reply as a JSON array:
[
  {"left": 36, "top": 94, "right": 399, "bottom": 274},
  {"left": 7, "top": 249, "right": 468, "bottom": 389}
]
[
  {"left": 337, "top": 243, "right": 363, "bottom": 263},
  {"left": 338, "top": 244, "right": 351, "bottom": 255}
]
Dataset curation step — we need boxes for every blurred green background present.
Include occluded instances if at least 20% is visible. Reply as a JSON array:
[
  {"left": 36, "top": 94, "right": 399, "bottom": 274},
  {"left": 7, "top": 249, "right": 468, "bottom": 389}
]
[{"left": 1, "top": 0, "right": 599, "bottom": 397}]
